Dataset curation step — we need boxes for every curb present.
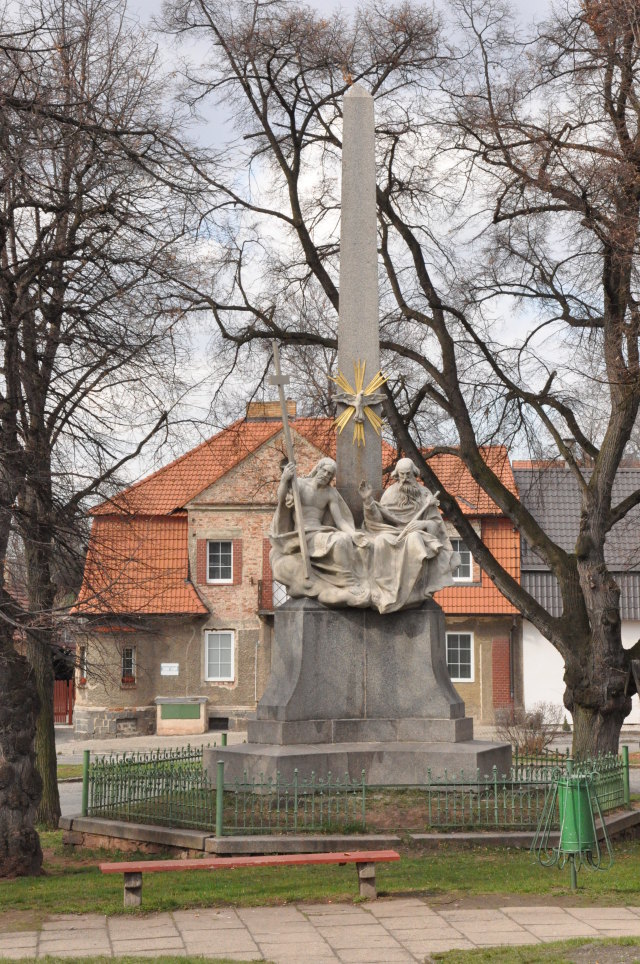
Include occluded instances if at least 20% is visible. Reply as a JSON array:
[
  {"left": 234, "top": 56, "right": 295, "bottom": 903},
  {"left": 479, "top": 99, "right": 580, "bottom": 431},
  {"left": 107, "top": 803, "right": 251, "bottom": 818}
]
[{"left": 59, "top": 810, "right": 640, "bottom": 855}]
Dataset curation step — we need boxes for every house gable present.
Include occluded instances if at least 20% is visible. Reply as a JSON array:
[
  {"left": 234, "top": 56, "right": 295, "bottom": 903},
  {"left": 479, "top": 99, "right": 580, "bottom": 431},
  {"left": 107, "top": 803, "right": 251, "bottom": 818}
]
[{"left": 187, "top": 427, "right": 329, "bottom": 507}]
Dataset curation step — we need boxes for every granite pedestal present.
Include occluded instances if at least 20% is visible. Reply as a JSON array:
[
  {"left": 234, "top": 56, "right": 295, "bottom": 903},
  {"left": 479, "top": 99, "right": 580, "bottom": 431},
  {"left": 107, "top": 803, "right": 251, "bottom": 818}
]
[{"left": 204, "top": 598, "right": 511, "bottom": 784}]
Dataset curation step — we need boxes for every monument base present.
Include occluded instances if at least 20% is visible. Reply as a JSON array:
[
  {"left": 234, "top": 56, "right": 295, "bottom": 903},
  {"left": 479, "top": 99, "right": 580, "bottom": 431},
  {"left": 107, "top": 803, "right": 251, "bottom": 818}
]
[
  {"left": 203, "top": 598, "right": 511, "bottom": 785},
  {"left": 205, "top": 739, "right": 511, "bottom": 785}
]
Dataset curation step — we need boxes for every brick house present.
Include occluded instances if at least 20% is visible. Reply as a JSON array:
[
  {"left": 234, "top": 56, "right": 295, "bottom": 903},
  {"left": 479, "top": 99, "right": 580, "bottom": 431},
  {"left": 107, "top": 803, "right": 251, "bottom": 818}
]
[{"left": 72, "top": 403, "right": 523, "bottom": 738}]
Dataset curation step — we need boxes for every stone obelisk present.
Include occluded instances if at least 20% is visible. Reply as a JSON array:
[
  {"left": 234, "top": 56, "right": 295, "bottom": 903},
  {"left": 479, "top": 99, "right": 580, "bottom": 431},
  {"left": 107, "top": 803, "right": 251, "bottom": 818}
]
[{"left": 336, "top": 85, "right": 382, "bottom": 521}]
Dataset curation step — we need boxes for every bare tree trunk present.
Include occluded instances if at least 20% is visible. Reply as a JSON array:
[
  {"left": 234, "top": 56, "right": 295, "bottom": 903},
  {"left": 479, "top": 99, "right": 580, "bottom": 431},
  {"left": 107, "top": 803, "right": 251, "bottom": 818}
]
[
  {"left": 565, "top": 560, "right": 630, "bottom": 758},
  {"left": 26, "top": 636, "right": 59, "bottom": 828},
  {"left": 22, "top": 483, "right": 61, "bottom": 829},
  {"left": 0, "top": 635, "right": 42, "bottom": 877}
]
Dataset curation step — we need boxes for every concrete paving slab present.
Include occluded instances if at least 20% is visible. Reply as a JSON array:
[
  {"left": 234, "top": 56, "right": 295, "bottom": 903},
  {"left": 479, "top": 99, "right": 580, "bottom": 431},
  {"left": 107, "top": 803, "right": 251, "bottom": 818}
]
[
  {"left": 212, "top": 955, "right": 269, "bottom": 962},
  {"left": 322, "top": 934, "right": 406, "bottom": 951},
  {"left": 454, "top": 918, "right": 529, "bottom": 934},
  {"left": 182, "top": 934, "right": 260, "bottom": 952},
  {"left": 368, "top": 905, "right": 437, "bottom": 919},
  {"left": 307, "top": 912, "right": 372, "bottom": 926},
  {"left": 377, "top": 914, "right": 452, "bottom": 934},
  {"left": 0, "top": 951, "right": 35, "bottom": 960},
  {"left": 251, "top": 928, "right": 323, "bottom": 942},
  {"left": 470, "top": 932, "right": 543, "bottom": 946},
  {"left": 527, "top": 923, "right": 600, "bottom": 938},
  {"left": 567, "top": 907, "right": 640, "bottom": 921},
  {"left": 41, "top": 914, "right": 107, "bottom": 929},
  {"left": 441, "top": 908, "right": 518, "bottom": 922},
  {"left": 587, "top": 923, "right": 640, "bottom": 935},
  {"left": 402, "top": 937, "right": 475, "bottom": 952},
  {"left": 503, "top": 907, "right": 578, "bottom": 923},
  {"left": 237, "top": 907, "right": 307, "bottom": 921},
  {"left": 172, "top": 909, "right": 242, "bottom": 925},
  {"left": 257, "top": 941, "right": 336, "bottom": 958},
  {"left": 0, "top": 935, "right": 38, "bottom": 948},
  {"left": 388, "top": 926, "right": 465, "bottom": 941},
  {"left": 302, "top": 904, "right": 366, "bottom": 915},
  {"left": 271, "top": 955, "right": 339, "bottom": 964},
  {"left": 111, "top": 951, "right": 187, "bottom": 959},
  {"left": 110, "top": 937, "right": 185, "bottom": 953},
  {"left": 37, "top": 937, "right": 110, "bottom": 952},
  {"left": 107, "top": 927, "right": 180, "bottom": 941},
  {"left": 38, "top": 946, "right": 112, "bottom": 958},
  {"left": 336, "top": 949, "right": 416, "bottom": 963}
]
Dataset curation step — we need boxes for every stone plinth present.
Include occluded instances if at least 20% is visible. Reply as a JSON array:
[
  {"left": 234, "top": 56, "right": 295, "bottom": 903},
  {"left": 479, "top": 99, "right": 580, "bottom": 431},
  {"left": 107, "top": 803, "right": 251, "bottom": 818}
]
[
  {"left": 252, "top": 597, "right": 464, "bottom": 727},
  {"left": 205, "top": 598, "right": 511, "bottom": 785}
]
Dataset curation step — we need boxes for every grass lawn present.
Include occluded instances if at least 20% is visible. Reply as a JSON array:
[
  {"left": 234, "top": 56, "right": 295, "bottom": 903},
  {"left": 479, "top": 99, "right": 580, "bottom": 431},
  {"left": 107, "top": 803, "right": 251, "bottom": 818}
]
[
  {"left": 56, "top": 764, "right": 83, "bottom": 781},
  {"left": 435, "top": 937, "right": 640, "bottom": 962},
  {"left": 3, "top": 831, "right": 640, "bottom": 926}
]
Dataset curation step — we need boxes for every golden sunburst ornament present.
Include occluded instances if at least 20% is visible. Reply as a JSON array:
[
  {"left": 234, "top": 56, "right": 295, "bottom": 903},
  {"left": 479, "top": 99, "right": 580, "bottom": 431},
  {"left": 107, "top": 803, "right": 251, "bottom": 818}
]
[{"left": 330, "top": 360, "right": 387, "bottom": 447}]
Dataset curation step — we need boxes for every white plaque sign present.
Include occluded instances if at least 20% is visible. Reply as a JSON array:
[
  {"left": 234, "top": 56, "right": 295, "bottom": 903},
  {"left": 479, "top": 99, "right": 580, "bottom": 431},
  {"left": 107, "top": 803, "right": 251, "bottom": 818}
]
[{"left": 160, "top": 663, "right": 179, "bottom": 677}]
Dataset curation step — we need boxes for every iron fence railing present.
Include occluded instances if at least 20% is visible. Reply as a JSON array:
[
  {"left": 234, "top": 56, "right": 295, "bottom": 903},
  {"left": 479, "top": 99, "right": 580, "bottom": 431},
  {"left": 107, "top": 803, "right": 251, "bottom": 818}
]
[
  {"left": 87, "top": 744, "right": 215, "bottom": 830},
  {"left": 83, "top": 743, "right": 631, "bottom": 835}
]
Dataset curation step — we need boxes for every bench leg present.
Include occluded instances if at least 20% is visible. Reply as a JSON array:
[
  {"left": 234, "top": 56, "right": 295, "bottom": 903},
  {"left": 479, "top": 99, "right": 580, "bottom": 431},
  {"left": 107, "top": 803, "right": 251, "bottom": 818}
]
[
  {"left": 123, "top": 872, "right": 143, "bottom": 908},
  {"left": 356, "top": 862, "right": 376, "bottom": 899}
]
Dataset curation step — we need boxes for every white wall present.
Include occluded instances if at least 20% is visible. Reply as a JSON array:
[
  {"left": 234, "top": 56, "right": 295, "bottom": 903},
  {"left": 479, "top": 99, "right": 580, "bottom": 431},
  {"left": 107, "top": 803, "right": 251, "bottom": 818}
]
[{"left": 523, "top": 620, "right": 640, "bottom": 724}]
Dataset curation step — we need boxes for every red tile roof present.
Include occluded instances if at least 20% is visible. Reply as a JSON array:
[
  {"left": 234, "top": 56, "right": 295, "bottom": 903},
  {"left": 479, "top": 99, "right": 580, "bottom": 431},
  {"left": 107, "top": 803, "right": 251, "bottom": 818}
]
[
  {"left": 93, "top": 420, "right": 282, "bottom": 516},
  {"left": 74, "top": 515, "right": 207, "bottom": 616},
  {"left": 435, "top": 517, "right": 520, "bottom": 614},
  {"left": 95, "top": 417, "right": 515, "bottom": 519},
  {"left": 423, "top": 447, "right": 515, "bottom": 516}
]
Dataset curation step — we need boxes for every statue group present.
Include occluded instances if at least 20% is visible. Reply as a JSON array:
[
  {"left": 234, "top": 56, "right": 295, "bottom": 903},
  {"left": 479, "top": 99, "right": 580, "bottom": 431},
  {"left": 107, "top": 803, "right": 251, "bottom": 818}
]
[{"left": 270, "top": 457, "right": 461, "bottom": 614}]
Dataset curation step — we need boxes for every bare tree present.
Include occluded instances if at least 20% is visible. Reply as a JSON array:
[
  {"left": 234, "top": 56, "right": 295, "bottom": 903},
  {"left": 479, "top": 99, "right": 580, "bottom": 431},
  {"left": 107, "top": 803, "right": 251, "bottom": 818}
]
[
  {"left": 0, "top": 0, "right": 203, "bottom": 858},
  {"left": 161, "top": 0, "right": 640, "bottom": 758}
]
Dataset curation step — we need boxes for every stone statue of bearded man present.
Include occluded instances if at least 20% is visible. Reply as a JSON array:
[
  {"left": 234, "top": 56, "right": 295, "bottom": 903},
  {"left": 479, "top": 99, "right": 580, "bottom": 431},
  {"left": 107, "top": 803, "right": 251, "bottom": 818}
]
[{"left": 359, "top": 457, "right": 461, "bottom": 613}]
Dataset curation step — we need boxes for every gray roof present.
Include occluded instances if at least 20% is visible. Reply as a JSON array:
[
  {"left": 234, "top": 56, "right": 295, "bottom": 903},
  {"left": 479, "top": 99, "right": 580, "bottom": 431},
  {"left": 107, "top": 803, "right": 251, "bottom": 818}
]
[
  {"left": 522, "top": 571, "right": 640, "bottom": 620},
  {"left": 514, "top": 464, "right": 640, "bottom": 619}
]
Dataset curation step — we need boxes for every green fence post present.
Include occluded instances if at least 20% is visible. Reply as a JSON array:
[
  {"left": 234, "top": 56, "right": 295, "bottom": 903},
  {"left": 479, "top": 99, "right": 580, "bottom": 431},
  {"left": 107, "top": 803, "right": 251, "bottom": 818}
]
[
  {"left": 493, "top": 766, "right": 499, "bottom": 827},
  {"left": 221, "top": 732, "right": 228, "bottom": 747},
  {"left": 81, "top": 749, "right": 90, "bottom": 817},
  {"left": 215, "top": 760, "right": 225, "bottom": 837},
  {"left": 622, "top": 745, "right": 630, "bottom": 807}
]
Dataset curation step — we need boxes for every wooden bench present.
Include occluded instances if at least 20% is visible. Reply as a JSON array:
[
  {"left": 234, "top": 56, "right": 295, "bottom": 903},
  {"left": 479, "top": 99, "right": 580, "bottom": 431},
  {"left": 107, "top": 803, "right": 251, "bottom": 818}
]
[{"left": 100, "top": 849, "right": 400, "bottom": 907}]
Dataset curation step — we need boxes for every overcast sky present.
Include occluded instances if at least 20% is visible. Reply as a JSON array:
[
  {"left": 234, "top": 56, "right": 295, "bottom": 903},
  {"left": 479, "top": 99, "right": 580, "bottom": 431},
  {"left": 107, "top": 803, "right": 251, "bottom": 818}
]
[{"left": 129, "top": 0, "right": 553, "bottom": 24}]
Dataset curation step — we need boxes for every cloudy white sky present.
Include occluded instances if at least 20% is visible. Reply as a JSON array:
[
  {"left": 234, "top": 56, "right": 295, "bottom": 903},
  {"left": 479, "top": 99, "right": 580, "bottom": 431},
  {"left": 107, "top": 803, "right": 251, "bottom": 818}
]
[{"left": 129, "top": 0, "right": 553, "bottom": 24}]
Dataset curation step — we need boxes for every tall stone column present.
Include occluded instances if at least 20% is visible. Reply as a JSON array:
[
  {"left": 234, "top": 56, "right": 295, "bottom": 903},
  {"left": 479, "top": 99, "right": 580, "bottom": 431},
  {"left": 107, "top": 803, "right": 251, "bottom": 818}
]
[{"left": 336, "top": 84, "right": 382, "bottom": 522}]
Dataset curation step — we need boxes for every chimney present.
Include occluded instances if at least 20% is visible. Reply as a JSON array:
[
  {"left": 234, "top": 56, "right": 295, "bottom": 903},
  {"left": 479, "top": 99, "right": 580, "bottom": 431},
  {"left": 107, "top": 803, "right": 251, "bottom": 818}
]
[{"left": 246, "top": 400, "right": 296, "bottom": 421}]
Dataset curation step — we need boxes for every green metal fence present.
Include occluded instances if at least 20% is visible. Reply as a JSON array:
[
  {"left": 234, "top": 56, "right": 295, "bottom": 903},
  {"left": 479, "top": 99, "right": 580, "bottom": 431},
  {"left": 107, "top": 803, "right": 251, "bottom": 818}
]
[
  {"left": 84, "top": 743, "right": 630, "bottom": 835},
  {"left": 87, "top": 744, "right": 216, "bottom": 830},
  {"left": 229, "top": 769, "right": 367, "bottom": 834}
]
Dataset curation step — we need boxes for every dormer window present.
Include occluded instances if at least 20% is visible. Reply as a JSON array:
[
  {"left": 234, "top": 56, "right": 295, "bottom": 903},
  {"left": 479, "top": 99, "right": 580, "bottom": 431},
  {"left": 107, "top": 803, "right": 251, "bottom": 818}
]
[
  {"left": 451, "top": 538, "right": 473, "bottom": 582},
  {"left": 207, "top": 540, "right": 233, "bottom": 583}
]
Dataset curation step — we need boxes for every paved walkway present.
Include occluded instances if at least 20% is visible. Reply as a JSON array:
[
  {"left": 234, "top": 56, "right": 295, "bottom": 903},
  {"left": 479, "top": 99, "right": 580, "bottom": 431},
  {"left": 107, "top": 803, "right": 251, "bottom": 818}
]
[{"left": 3, "top": 900, "right": 640, "bottom": 961}]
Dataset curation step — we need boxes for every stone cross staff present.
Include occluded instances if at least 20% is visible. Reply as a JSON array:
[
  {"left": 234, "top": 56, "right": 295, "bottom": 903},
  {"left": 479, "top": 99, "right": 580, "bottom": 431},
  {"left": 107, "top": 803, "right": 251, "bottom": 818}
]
[{"left": 268, "top": 339, "right": 312, "bottom": 583}]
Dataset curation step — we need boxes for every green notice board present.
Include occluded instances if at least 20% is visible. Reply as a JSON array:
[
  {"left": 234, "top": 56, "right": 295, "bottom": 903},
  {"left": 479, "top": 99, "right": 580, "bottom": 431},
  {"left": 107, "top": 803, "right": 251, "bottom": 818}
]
[{"left": 161, "top": 703, "right": 201, "bottom": 720}]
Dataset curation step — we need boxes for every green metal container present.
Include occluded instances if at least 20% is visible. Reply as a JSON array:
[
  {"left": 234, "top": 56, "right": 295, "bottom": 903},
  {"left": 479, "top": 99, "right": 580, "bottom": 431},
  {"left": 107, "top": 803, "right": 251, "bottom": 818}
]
[{"left": 557, "top": 776, "right": 596, "bottom": 854}]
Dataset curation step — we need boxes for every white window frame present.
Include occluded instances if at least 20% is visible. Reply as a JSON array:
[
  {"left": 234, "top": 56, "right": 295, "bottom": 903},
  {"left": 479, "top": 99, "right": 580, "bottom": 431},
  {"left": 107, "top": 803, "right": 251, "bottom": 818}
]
[
  {"left": 451, "top": 538, "right": 473, "bottom": 583},
  {"left": 205, "top": 630, "right": 235, "bottom": 682},
  {"left": 446, "top": 631, "right": 475, "bottom": 683},
  {"left": 121, "top": 646, "right": 136, "bottom": 681},
  {"left": 272, "top": 580, "right": 289, "bottom": 608},
  {"left": 207, "top": 540, "right": 233, "bottom": 584}
]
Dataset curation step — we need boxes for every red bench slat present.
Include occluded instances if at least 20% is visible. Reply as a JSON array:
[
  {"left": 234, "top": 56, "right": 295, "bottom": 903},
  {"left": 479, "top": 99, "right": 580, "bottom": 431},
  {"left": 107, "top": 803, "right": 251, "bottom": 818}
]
[{"left": 99, "top": 849, "right": 400, "bottom": 875}]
